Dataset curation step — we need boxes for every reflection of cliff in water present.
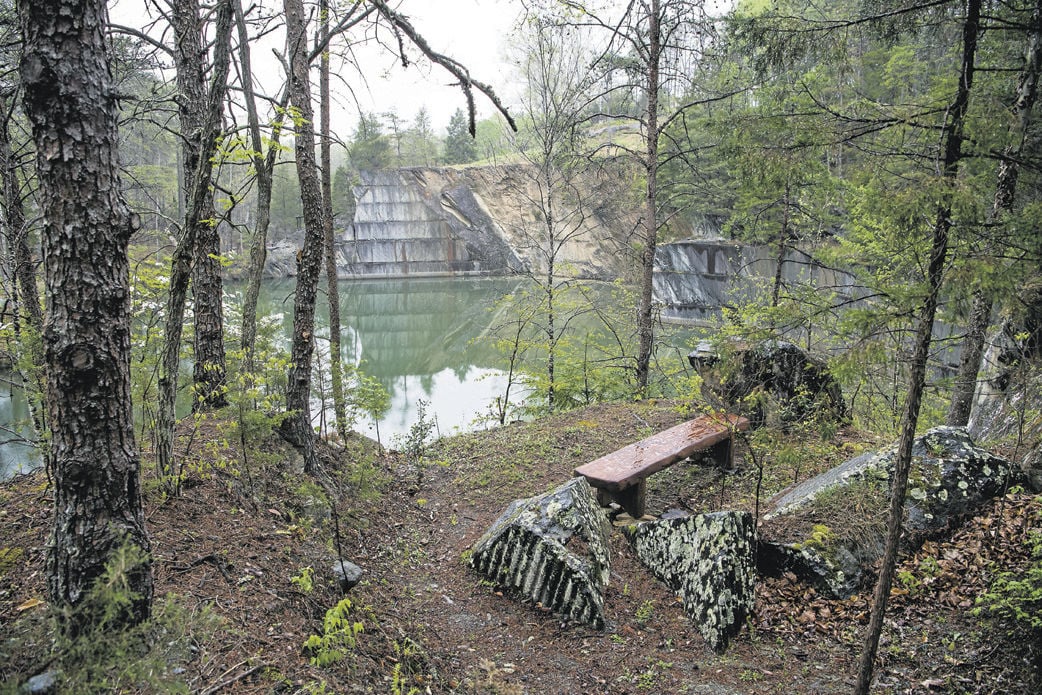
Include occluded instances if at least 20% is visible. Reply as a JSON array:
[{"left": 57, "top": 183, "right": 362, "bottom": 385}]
[{"left": 261, "top": 277, "right": 520, "bottom": 388}]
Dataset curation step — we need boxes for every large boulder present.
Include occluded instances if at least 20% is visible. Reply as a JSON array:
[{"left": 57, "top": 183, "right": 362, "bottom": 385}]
[
  {"left": 760, "top": 426, "right": 1022, "bottom": 597},
  {"left": 627, "top": 511, "right": 755, "bottom": 652},
  {"left": 690, "top": 340, "right": 845, "bottom": 428},
  {"left": 469, "top": 478, "right": 611, "bottom": 628}
]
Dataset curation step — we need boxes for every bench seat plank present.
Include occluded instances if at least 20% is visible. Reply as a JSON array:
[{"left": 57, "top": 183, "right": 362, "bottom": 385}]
[{"left": 574, "top": 413, "right": 749, "bottom": 493}]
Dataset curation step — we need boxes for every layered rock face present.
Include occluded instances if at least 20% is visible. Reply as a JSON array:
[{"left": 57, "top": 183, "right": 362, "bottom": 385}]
[
  {"left": 469, "top": 478, "right": 612, "bottom": 628},
  {"left": 627, "top": 512, "right": 756, "bottom": 652}
]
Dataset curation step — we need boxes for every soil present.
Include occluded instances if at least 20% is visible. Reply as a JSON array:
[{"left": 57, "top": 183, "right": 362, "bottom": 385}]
[{"left": 1, "top": 400, "right": 1039, "bottom": 693}]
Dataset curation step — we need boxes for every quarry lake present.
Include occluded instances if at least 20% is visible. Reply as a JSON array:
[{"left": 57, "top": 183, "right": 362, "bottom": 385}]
[{"left": 0, "top": 273, "right": 706, "bottom": 480}]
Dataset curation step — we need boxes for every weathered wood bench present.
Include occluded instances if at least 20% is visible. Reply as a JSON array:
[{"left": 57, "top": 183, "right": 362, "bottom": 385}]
[{"left": 573, "top": 413, "right": 750, "bottom": 518}]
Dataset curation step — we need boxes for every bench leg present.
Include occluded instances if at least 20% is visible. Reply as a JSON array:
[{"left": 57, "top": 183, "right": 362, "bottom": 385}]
[
  {"left": 615, "top": 480, "right": 646, "bottom": 519},
  {"left": 708, "top": 438, "right": 734, "bottom": 469}
]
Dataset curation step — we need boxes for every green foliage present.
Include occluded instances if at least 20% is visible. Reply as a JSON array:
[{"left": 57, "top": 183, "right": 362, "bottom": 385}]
[
  {"left": 443, "top": 108, "right": 477, "bottom": 164},
  {"left": 349, "top": 113, "right": 391, "bottom": 171},
  {"left": 290, "top": 566, "right": 315, "bottom": 594},
  {"left": 302, "top": 597, "right": 365, "bottom": 668},
  {"left": 974, "top": 528, "right": 1042, "bottom": 643},
  {"left": 2, "top": 544, "right": 220, "bottom": 694}
]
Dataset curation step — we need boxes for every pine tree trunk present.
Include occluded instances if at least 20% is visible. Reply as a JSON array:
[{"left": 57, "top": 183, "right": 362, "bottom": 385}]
[
  {"left": 0, "top": 94, "right": 42, "bottom": 333},
  {"left": 280, "top": 0, "right": 326, "bottom": 473},
  {"left": 237, "top": 0, "right": 288, "bottom": 369},
  {"left": 856, "top": 1, "right": 980, "bottom": 690},
  {"left": 156, "top": 0, "right": 234, "bottom": 481},
  {"left": 947, "top": 0, "right": 1041, "bottom": 426},
  {"left": 19, "top": 0, "right": 153, "bottom": 626},
  {"left": 170, "top": 0, "right": 228, "bottom": 409},
  {"left": 635, "top": 0, "right": 661, "bottom": 396},
  {"left": 320, "top": 0, "right": 349, "bottom": 438}
]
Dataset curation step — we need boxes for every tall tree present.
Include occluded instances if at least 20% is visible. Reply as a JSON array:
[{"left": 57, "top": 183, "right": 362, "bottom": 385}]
[
  {"left": 538, "top": 0, "right": 715, "bottom": 395},
  {"left": 856, "top": 0, "right": 982, "bottom": 689},
  {"left": 443, "top": 107, "right": 477, "bottom": 164},
  {"left": 320, "top": 0, "right": 348, "bottom": 437},
  {"left": 506, "top": 18, "right": 597, "bottom": 409},
  {"left": 947, "top": 0, "right": 1042, "bottom": 426},
  {"left": 236, "top": 0, "right": 289, "bottom": 369},
  {"left": 280, "top": 0, "right": 327, "bottom": 473},
  {"left": 154, "top": 0, "right": 234, "bottom": 484},
  {"left": 169, "top": 0, "right": 229, "bottom": 410},
  {"left": 19, "top": 0, "right": 152, "bottom": 625}
]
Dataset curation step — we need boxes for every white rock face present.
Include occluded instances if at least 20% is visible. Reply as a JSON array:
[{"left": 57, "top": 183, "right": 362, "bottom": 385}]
[
  {"left": 469, "top": 478, "right": 612, "bottom": 628},
  {"left": 627, "top": 511, "right": 755, "bottom": 652}
]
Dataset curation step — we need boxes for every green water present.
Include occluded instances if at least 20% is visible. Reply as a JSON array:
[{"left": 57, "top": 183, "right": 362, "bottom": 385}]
[{"left": 251, "top": 275, "right": 526, "bottom": 442}]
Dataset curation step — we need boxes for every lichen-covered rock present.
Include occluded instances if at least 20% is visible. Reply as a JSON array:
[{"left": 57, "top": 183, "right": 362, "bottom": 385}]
[
  {"left": 692, "top": 340, "right": 846, "bottom": 428},
  {"left": 760, "top": 426, "right": 1021, "bottom": 597},
  {"left": 469, "top": 478, "right": 611, "bottom": 628},
  {"left": 627, "top": 511, "right": 755, "bottom": 651}
]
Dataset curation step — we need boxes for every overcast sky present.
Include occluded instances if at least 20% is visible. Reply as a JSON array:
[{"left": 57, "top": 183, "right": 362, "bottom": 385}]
[{"left": 108, "top": 0, "right": 522, "bottom": 135}]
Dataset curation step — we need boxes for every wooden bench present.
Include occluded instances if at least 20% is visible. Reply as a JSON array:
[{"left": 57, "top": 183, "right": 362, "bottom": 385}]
[{"left": 573, "top": 413, "right": 750, "bottom": 518}]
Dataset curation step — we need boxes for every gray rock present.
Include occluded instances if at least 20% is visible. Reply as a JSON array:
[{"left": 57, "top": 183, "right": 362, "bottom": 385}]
[
  {"left": 20, "top": 671, "right": 59, "bottom": 695},
  {"left": 469, "top": 477, "right": 611, "bottom": 628},
  {"left": 694, "top": 340, "right": 846, "bottom": 428},
  {"left": 333, "top": 560, "right": 363, "bottom": 593},
  {"left": 627, "top": 511, "right": 755, "bottom": 652},
  {"left": 761, "top": 426, "right": 1021, "bottom": 597}
]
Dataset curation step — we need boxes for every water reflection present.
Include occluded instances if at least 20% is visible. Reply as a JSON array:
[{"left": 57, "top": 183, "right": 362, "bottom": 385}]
[
  {"left": 255, "top": 276, "right": 525, "bottom": 441},
  {"left": 0, "top": 378, "right": 38, "bottom": 479}
]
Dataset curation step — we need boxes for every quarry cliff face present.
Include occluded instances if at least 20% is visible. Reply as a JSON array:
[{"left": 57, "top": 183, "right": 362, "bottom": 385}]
[{"left": 335, "top": 164, "right": 637, "bottom": 280}]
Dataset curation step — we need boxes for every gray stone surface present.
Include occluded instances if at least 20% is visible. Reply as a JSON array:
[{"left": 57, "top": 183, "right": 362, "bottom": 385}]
[
  {"left": 693, "top": 340, "right": 846, "bottom": 428},
  {"left": 761, "top": 426, "right": 1021, "bottom": 597},
  {"left": 469, "top": 477, "right": 611, "bottom": 628},
  {"left": 20, "top": 671, "right": 58, "bottom": 695},
  {"left": 332, "top": 559, "right": 363, "bottom": 593},
  {"left": 627, "top": 511, "right": 755, "bottom": 652}
]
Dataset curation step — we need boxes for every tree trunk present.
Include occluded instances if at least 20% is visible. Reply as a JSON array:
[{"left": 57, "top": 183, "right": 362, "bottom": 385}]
[
  {"left": 169, "top": 0, "right": 228, "bottom": 409},
  {"left": 320, "top": 0, "right": 349, "bottom": 438},
  {"left": 19, "top": 0, "right": 153, "bottom": 626},
  {"left": 0, "top": 94, "right": 42, "bottom": 334},
  {"left": 237, "top": 0, "right": 289, "bottom": 369},
  {"left": 856, "top": 1, "right": 980, "bottom": 690},
  {"left": 155, "top": 0, "right": 235, "bottom": 481},
  {"left": 635, "top": 0, "right": 661, "bottom": 396},
  {"left": 947, "top": 0, "right": 1041, "bottom": 426},
  {"left": 280, "top": 0, "right": 327, "bottom": 473}
]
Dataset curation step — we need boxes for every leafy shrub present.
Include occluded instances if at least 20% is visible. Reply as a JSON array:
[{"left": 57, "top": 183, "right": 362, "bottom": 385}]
[{"left": 974, "top": 529, "right": 1042, "bottom": 644}]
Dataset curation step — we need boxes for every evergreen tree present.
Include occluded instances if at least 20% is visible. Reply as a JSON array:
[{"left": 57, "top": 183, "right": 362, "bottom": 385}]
[
  {"left": 443, "top": 108, "right": 477, "bottom": 164},
  {"left": 348, "top": 112, "right": 390, "bottom": 171}
]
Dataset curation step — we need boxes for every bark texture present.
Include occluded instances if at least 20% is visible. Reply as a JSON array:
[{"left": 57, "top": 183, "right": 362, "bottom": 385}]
[
  {"left": 171, "top": 0, "right": 228, "bottom": 409},
  {"left": 18, "top": 0, "right": 152, "bottom": 624},
  {"left": 155, "top": 0, "right": 234, "bottom": 481},
  {"left": 635, "top": 0, "right": 661, "bottom": 395},
  {"left": 320, "top": 0, "right": 348, "bottom": 438},
  {"left": 856, "top": 1, "right": 980, "bottom": 690},
  {"left": 280, "top": 0, "right": 326, "bottom": 472},
  {"left": 947, "top": 0, "right": 1042, "bottom": 426}
]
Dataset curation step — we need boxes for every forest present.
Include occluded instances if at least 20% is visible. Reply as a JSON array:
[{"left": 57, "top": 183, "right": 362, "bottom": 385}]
[{"left": 1, "top": 0, "right": 1041, "bottom": 693}]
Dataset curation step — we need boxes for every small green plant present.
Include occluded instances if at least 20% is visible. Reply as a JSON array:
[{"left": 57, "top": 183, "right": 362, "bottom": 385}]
[
  {"left": 5, "top": 543, "right": 221, "bottom": 693},
  {"left": 303, "top": 597, "right": 365, "bottom": 668},
  {"left": 290, "top": 566, "right": 315, "bottom": 594},
  {"left": 634, "top": 599, "right": 654, "bottom": 626},
  {"left": 974, "top": 529, "right": 1042, "bottom": 644}
]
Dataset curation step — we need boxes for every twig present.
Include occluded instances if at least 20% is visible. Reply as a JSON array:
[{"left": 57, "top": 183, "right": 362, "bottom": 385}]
[{"left": 198, "top": 662, "right": 265, "bottom": 695}]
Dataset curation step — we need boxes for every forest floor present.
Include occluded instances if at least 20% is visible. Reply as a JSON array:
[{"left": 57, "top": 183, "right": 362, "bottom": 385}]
[{"left": 1, "top": 399, "right": 1040, "bottom": 694}]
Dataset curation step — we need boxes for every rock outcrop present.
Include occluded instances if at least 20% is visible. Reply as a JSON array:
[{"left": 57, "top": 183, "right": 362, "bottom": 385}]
[
  {"left": 469, "top": 478, "right": 611, "bottom": 628},
  {"left": 627, "top": 512, "right": 755, "bottom": 651},
  {"left": 760, "top": 427, "right": 1022, "bottom": 597},
  {"left": 691, "top": 340, "right": 846, "bottom": 428}
]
